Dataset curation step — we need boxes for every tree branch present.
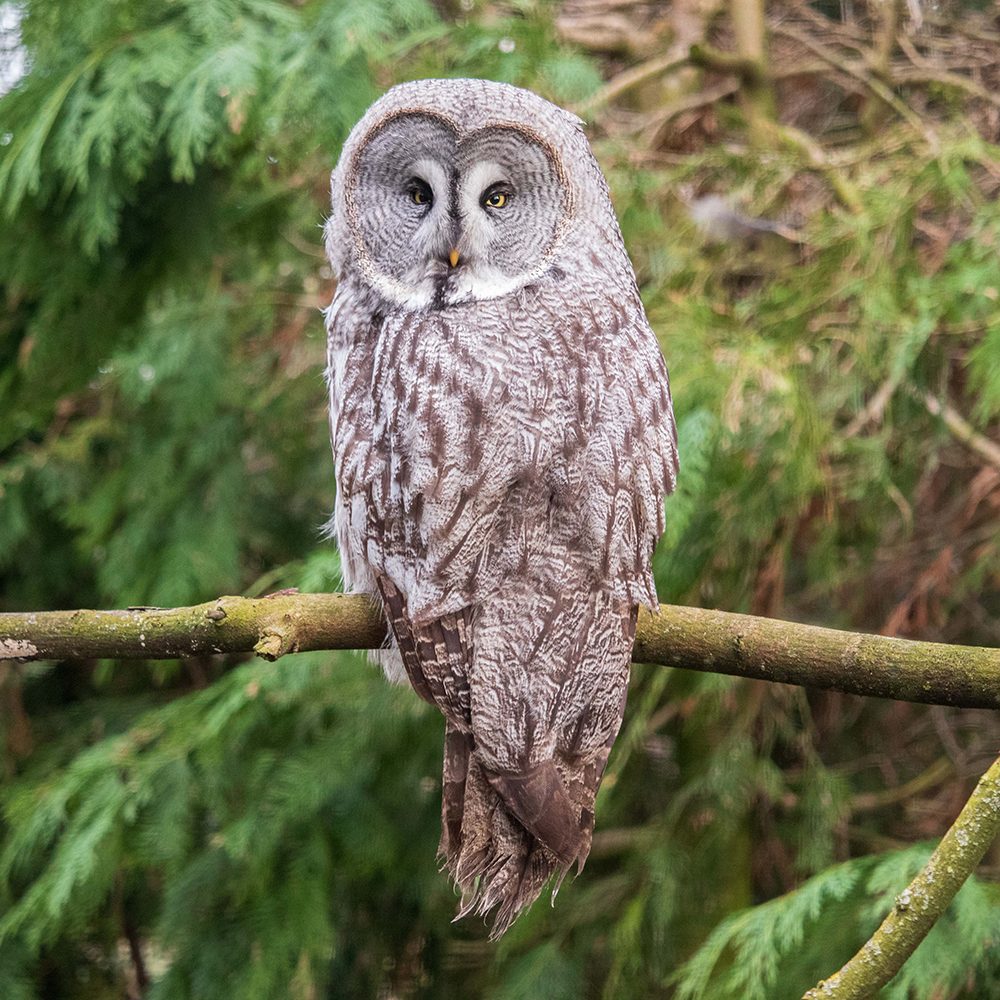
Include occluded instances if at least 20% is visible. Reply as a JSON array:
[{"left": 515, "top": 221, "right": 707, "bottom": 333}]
[
  {"left": 688, "top": 42, "right": 761, "bottom": 80},
  {"left": 2, "top": 594, "right": 999, "bottom": 709},
  {"left": 571, "top": 52, "right": 690, "bottom": 115},
  {"left": 773, "top": 22, "right": 935, "bottom": 144},
  {"left": 803, "top": 752, "right": 1000, "bottom": 999},
  {"left": 0, "top": 593, "right": 387, "bottom": 663},
  {"left": 920, "top": 390, "right": 1000, "bottom": 473}
]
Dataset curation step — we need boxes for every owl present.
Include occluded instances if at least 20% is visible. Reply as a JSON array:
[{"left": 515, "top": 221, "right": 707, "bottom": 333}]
[{"left": 324, "top": 78, "right": 677, "bottom": 936}]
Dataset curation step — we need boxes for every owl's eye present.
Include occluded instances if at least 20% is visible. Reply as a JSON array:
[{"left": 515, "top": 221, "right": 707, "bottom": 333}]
[
  {"left": 408, "top": 180, "right": 433, "bottom": 207},
  {"left": 482, "top": 186, "right": 511, "bottom": 209}
]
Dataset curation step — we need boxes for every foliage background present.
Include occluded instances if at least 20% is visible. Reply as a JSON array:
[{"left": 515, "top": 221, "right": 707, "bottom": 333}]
[{"left": 1, "top": 0, "right": 999, "bottom": 996}]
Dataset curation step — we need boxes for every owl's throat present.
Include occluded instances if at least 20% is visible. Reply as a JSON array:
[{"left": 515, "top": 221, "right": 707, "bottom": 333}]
[{"left": 405, "top": 256, "right": 528, "bottom": 309}]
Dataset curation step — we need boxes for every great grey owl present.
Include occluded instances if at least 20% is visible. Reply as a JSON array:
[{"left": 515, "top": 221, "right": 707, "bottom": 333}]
[{"left": 324, "top": 78, "right": 678, "bottom": 936}]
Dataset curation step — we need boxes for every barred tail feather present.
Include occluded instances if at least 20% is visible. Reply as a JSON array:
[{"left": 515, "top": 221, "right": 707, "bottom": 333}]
[
  {"left": 484, "top": 759, "right": 585, "bottom": 865},
  {"left": 439, "top": 722, "right": 470, "bottom": 868},
  {"left": 377, "top": 574, "right": 629, "bottom": 936},
  {"left": 440, "top": 746, "right": 603, "bottom": 938}
]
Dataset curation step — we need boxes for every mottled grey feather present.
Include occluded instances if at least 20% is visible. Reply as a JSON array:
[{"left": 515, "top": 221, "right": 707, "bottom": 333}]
[{"left": 325, "top": 78, "right": 677, "bottom": 936}]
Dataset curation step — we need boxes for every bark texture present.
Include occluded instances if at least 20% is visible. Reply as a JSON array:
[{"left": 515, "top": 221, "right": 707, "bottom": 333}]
[{"left": 2, "top": 595, "right": 999, "bottom": 710}]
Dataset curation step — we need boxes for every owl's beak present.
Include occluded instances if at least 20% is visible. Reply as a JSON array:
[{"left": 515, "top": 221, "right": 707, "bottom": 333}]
[{"left": 448, "top": 248, "right": 461, "bottom": 268}]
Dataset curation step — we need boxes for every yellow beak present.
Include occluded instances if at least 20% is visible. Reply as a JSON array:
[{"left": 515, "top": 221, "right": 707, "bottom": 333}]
[{"left": 448, "top": 248, "right": 460, "bottom": 268}]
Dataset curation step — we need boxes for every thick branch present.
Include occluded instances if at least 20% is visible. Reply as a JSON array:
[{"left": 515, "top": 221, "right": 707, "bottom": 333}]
[
  {"left": 803, "top": 752, "right": 1000, "bottom": 999},
  {"left": 0, "top": 594, "right": 387, "bottom": 663},
  {"left": 2, "top": 595, "right": 999, "bottom": 709},
  {"left": 688, "top": 42, "right": 761, "bottom": 79}
]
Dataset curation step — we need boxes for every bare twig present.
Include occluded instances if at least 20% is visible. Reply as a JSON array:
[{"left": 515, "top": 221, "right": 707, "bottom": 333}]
[
  {"left": 762, "top": 120, "right": 864, "bottom": 212},
  {"left": 2, "top": 594, "right": 1000, "bottom": 709},
  {"left": 894, "top": 64, "right": 1000, "bottom": 109},
  {"left": 571, "top": 51, "right": 690, "bottom": 115},
  {"left": 634, "top": 63, "right": 826, "bottom": 143},
  {"left": 640, "top": 78, "right": 742, "bottom": 145},
  {"left": 773, "top": 22, "right": 935, "bottom": 144},
  {"left": 852, "top": 757, "right": 953, "bottom": 812},
  {"left": 843, "top": 374, "right": 902, "bottom": 437},
  {"left": 688, "top": 42, "right": 761, "bottom": 79},
  {"left": 625, "top": 53, "right": 735, "bottom": 141},
  {"left": 789, "top": 2, "right": 870, "bottom": 47},
  {"left": 803, "top": 753, "right": 1000, "bottom": 999},
  {"left": 920, "top": 390, "right": 1000, "bottom": 473}
]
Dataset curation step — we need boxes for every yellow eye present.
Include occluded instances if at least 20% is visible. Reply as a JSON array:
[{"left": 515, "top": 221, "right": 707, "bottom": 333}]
[
  {"left": 409, "top": 183, "right": 432, "bottom": 206},
  {"left": 484, "top": 190, "right": 508, "bottom": 209}
]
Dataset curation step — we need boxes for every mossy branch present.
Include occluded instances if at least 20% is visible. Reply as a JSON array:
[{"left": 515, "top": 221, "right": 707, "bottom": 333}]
[
  {"left": 0, "top": 593, "right": 387, "bottom": 664},
  {"left": 2, "top": 594, "right": 999, "bottom": 709},
  {"left": 803, "top": 753, "right": 1000, "bottom": 999}
]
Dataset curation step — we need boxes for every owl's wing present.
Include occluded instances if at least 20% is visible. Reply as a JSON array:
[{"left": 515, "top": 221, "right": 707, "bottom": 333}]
[
  {"left": 582, "top": 305, "right": 679, "bottom": 609},
  {"left": 376, "top": 574, "right": 472, "bottom": 723}
]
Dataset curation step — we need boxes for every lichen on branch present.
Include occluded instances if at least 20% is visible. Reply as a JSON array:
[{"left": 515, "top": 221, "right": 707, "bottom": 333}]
[
  {"left": 2, "top": 594, "right": 999, "bottom": 710},
  {"left": 803, "top": 754, "right": 1000, "bottom": 999}
]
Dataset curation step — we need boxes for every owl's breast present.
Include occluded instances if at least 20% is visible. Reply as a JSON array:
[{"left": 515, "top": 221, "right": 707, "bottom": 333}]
[{"left": 328, "top": 269, "right": 674, "bottom": 620}]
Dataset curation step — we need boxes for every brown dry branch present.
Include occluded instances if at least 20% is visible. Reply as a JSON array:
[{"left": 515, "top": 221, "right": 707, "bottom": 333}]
[
  {"left": 571, "top": 51, "right": 690, "bottom": 115},
  {"left": 802, "top": 752, "right": 1000, "bottom": 999},
  {"left": 687, "top": 41, "right": 761, "bottom": 79},
  {"left": 895, "top": 33, "right": 1000, "bottom": 108},
  {"left": 851, "top": 757, "right": 954, "bottom": 813},
  {"left": 772, "top": 22, "right": 934, "bottom": 144},
  {"left": 639, "top": 77, "right": 741, "bottom": 146},
  {"left": 2, "top": 594, "right": 1000, "bottom": 709},
  {"left": 920, "top": 391, "right": 1000, "bottom": 473}
]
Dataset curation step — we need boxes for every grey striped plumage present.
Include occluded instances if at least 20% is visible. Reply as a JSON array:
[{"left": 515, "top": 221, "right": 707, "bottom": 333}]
[{"left": 324, "top": 78, "right": 678, "bottom": 936}]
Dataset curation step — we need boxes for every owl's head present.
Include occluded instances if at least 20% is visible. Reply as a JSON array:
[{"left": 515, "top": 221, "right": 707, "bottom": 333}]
[{"left": 326, "top": 79, "right": 609, "bottom": 310}]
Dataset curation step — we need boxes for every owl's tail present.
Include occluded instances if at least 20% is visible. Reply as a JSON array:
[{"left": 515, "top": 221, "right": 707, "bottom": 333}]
[{"left": 438, "top": 722, "right": 611, "bottom": 938}]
